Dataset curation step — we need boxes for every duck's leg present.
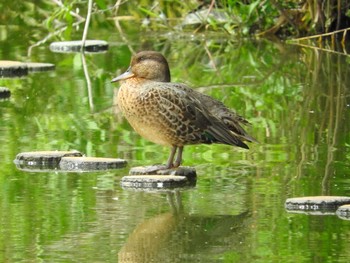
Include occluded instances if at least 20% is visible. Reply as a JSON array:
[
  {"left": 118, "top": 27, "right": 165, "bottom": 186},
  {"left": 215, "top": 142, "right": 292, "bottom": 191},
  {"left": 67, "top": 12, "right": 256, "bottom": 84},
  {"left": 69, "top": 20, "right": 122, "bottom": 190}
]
[
  {"left": 173, "top": 146, "right": 183, "bottom": 168},
  {"left": 165, "top": 146, "right": 177, "bottom": 169}
]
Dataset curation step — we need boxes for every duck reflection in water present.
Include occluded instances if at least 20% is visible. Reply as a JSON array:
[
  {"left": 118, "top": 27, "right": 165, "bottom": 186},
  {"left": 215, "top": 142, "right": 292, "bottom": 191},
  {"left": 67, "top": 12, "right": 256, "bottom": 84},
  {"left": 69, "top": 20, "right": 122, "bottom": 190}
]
[{"left": 118, "top": 191, "right": 251, "bottom": 262}]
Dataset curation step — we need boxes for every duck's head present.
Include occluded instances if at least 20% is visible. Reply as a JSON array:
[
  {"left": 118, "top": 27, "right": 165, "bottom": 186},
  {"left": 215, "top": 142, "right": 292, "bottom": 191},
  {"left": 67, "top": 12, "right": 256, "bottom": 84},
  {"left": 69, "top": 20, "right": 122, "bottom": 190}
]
[{"left": 111, "top": 51, "right": 171, "bottom": 83}]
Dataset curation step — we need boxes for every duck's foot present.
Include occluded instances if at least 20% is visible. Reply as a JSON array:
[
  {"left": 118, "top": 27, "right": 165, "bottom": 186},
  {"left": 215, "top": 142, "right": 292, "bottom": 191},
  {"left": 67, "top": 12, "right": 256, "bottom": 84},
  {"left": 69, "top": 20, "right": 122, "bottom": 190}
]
[{"left": 129, "top": 165, "right": 196, "bottom": 178}]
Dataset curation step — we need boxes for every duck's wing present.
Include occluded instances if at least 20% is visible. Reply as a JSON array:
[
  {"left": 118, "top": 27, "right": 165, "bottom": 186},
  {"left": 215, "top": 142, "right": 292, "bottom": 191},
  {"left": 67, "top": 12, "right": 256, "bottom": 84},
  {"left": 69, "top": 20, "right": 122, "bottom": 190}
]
[
  {"left": 187, "top": 90, "right": 251, "bottom": 148},
  {"left": 142, "top": 82, "right": 253, "bottom": 148},
  {"left": 189, "top": 88, "right": 257, "bottom": 143}
]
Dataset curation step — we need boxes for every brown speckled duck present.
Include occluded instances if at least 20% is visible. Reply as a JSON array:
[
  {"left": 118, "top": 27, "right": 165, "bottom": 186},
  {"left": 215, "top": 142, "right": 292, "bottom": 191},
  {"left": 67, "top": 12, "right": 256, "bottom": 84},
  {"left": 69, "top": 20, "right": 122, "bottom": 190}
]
[{"left": 112, "top": 51, "right": 255, "bottom": 169}]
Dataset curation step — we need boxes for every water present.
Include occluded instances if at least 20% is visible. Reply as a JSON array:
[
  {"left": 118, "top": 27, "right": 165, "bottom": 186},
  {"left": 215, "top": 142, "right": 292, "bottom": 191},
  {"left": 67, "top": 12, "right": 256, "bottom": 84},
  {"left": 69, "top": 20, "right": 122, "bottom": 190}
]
[{"left": 1, "top": 2, "right": 350, "bottom": 262}]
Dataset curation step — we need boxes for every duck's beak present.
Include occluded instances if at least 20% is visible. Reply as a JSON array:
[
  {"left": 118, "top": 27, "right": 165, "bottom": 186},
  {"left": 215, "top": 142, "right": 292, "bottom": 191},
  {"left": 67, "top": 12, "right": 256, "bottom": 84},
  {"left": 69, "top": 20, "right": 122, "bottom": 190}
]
[{"left": 111, "top": 66, "right": 134, "bottom": 82}]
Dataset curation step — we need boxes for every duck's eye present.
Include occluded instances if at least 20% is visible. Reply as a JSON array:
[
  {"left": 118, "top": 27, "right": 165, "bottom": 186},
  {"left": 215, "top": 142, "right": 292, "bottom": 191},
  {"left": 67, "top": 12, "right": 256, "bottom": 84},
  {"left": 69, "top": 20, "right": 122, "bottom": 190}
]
[{"left": 138, "top": 57, "right": 146, "bottom": 62}]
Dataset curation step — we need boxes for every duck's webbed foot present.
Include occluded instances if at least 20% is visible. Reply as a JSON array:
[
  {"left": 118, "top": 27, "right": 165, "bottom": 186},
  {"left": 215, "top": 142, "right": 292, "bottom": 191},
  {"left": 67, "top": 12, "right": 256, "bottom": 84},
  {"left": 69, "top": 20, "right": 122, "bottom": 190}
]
[{"left": 129, "top": 146, "right": 184, "bottom": 175}]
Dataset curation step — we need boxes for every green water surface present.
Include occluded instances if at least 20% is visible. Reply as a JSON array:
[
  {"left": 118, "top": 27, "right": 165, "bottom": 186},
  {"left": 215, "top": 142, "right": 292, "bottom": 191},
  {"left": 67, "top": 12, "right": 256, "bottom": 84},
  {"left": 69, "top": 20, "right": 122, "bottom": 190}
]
[{"left": 1, "top": 2, "right": 350, "bottom": 262}]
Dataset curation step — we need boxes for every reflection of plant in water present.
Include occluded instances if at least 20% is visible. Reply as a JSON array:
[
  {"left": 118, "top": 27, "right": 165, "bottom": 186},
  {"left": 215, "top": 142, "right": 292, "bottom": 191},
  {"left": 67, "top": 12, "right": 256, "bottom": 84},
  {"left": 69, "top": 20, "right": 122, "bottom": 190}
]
[{"left": 293, "top": 48, "right": 349, "bottom": 193}]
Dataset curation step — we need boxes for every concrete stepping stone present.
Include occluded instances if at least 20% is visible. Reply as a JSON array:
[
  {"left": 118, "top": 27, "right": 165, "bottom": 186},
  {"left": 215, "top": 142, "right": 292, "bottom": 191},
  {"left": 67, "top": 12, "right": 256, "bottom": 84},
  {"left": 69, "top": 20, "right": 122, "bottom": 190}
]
[
  {"left": 121, "top": 175, "right": 196, "bottom": 190},
  {"left": 285, "top": 196, "right": 350, "bottom": 214},
  {"left": 336, "top": 204, "right": 350, "bottom": 220},
  {"left": 0, "top": 61, "right": 55, "bottom": 77},
  {"left": 129, "top": 165, "right": 196, "bottom": 177},
  {"left": 14, "top": 150, "right": 83, "bottom": 170},
  {"left": 121, "top": 166, "right": 197, "bottom": 190},
  {"left": 26, "top": 62, "right": 55, "bottom": 72},
  {"left": 0, "top": 61, "right": 28, "bottom": 77},
  {"left": 50, "top": 40, "right": 108, "bottom": 53},
  {"left": 0, "top": 87, "right": 11, "bottom": 100},
  {"left": 59, "top": 156, "right": 127, "bottom": 172}
]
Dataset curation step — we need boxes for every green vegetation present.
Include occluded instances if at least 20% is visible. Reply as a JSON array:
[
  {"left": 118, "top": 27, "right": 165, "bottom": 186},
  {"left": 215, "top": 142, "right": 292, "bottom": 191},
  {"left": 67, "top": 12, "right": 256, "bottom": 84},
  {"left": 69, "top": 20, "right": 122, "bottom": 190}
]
[
  {"left": 110, "top": 0, "right": 350, "bottom": 38},
  {"left": 2, "top": 1, "right": 348, "bottom": 44},
  {"left": 5, "top": 0, "right": 346, "bottom": 58}
]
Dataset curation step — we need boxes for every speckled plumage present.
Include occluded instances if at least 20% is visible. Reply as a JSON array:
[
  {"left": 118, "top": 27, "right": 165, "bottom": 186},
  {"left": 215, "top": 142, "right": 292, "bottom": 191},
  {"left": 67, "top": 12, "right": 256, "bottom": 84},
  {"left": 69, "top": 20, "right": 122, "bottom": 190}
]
[{"left": 112, "top": 51, "right": 255, "bottom": 169}]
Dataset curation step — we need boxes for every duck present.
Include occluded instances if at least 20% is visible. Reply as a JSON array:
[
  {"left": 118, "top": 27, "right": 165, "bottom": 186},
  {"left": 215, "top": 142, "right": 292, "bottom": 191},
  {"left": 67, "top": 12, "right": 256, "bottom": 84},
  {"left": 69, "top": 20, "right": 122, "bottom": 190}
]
[{"left": 112, "top": 51, "right": 255, "bottom": 169}]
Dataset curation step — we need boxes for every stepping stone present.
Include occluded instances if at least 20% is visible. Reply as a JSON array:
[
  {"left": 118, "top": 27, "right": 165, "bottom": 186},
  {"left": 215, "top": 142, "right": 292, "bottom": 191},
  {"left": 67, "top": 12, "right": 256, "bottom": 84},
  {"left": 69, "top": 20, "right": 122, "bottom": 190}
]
[
  {"left": 336, "top": 204, "right": 350, "bottom": 220},
  {"left": 0, "top": 87, "right": 11, "bottom": 100},
  {"left": 129, "top": 165, "right": 196, "bottom": 177},
  {"left": 122, "top": 166, "right": 197, "bottom": 190},
  {"left": 121, "top": 174, "right": 196, "bottom": 190},
  {"left": 49, "top": 40, "right": 109, "bottom": 53},
  {"left": 285, "top": 196, "right": 350, "bottom": 213},
  {"left": 59, "top": 156, "right": 127, "bottom": 172},
  {"left": 0, "top": 60, "right": 28, "bottom": 77},
  {"left": 26, "top": 62, "right": 55, "bottom": 72},
  {"left": 14, "top": 150, "right": 83, "bottom": 170}
]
